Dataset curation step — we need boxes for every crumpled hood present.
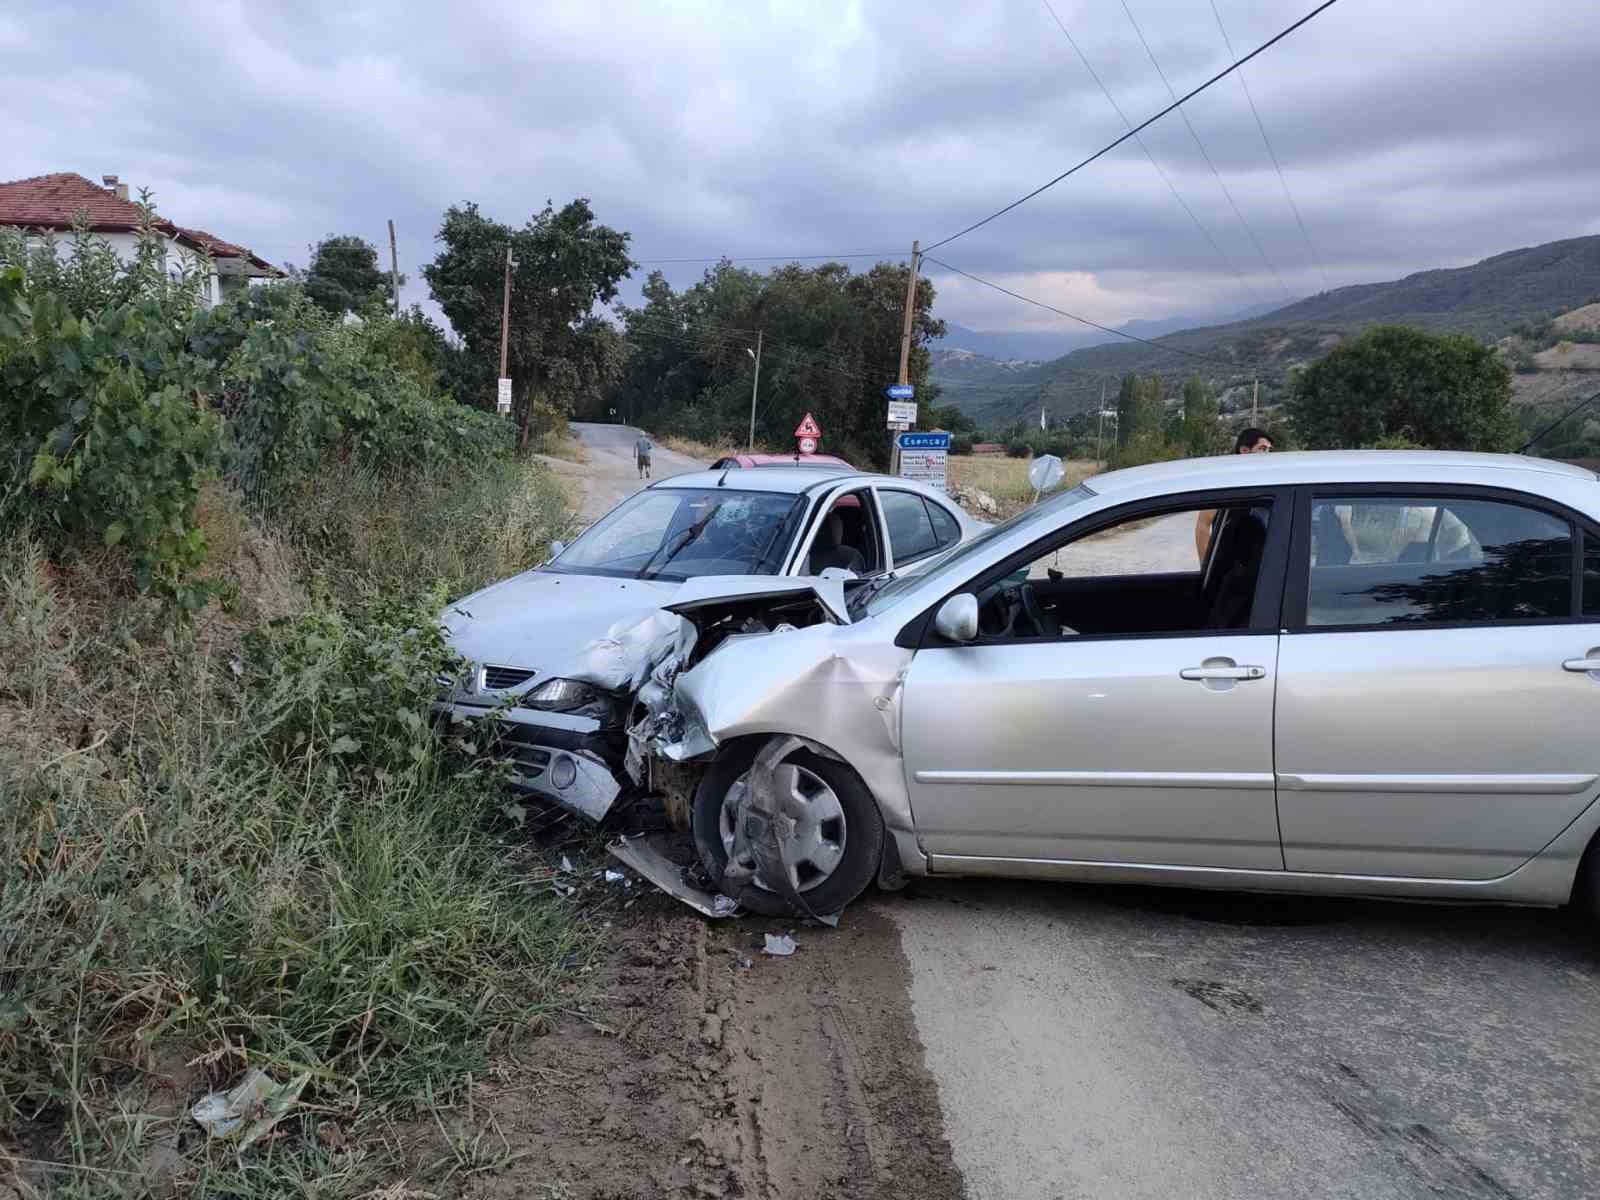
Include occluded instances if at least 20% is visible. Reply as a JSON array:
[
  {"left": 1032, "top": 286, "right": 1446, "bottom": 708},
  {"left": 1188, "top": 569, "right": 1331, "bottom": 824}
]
[{"left": 441, "top": 569, "right": 683, "bottom": 678}]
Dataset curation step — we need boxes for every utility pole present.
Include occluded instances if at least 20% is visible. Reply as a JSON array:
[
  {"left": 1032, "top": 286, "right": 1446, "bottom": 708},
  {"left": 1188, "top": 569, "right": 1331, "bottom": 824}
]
[
  {"left": 1251, "top": 376, "right": 1259, "bottom": 424},
  {"left": 498, "top": 245, "right": 513, "bottom": 383},
  {"left": 387, "top": 219, "right": 400, "bottom": 316},
  {"left": 892, "top": 240, "right": 921, "bottom": 475},
  {"left": 1096, "top": 379, "right": 1106, "bottom": 465},
  {"left": 746, "top": 332, "right": 763, "bottom": 450}
]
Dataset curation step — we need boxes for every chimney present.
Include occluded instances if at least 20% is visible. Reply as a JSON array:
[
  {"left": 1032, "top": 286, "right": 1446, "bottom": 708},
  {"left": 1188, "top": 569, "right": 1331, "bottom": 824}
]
[{"left": 101, "top": 174, "right": 129, "bottom": 202}]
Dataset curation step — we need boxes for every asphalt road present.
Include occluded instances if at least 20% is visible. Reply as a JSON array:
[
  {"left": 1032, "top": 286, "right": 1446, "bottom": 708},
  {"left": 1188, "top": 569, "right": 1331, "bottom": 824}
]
[
  {"left": 568, "top": 421, "right": 706, "bottom": 522},
  {"left": 890, "top": 877, "right": 1600, "bottom": 1200}
]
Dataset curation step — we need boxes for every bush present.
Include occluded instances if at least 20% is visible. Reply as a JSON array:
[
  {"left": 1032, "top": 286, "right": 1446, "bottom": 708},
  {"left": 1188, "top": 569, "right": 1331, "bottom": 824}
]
[
  {"left": 951, "top": 435, "right": 974, "bottom": 456},
  {"left": 1005, "top": 441, "right": 1031, "bottom": 458}
]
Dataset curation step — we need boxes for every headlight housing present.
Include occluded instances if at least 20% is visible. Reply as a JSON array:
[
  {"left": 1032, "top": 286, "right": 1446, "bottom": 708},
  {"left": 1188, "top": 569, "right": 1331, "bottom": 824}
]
[{"left": 522, "top": 678, "right": 605, "bottom": 713}]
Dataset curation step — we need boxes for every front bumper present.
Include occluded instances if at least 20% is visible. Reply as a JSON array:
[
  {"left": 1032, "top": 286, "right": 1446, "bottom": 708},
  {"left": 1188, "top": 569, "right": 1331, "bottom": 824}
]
[{"left": 437, "top": 702, "right": 626, "bottom": 821}]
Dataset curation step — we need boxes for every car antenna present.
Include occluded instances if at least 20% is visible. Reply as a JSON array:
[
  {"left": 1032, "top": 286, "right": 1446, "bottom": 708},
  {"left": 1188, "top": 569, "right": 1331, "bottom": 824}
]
[
  {"left": 717, "top": 467, "right": 730, "bottom": 487},
  {"left": 1517, "top": 388, "right": 1600, "bottom": 455}
]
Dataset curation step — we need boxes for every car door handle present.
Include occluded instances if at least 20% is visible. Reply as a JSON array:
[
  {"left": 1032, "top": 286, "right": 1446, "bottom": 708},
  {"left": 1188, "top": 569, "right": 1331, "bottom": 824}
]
[
  {"left": 1180, "top": 665, "right": 1265, "bottom": 681},
  {"left": 1562, "top": 658, "right": 1600, "bottom": 673}
]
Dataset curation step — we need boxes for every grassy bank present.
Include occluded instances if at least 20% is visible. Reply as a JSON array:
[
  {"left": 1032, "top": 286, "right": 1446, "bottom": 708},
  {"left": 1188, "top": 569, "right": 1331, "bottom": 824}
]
[
  {"left": 948, "top": 455, "right": 1100, "bottom": 519},
  {"left": 0, "top": 461, "right": 588, "bottom": 1197}
]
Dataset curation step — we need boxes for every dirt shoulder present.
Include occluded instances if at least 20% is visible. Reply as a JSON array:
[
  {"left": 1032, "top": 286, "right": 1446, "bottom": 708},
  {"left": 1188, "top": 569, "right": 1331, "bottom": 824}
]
[{"left": 392, "top": 891, "right": 959, "bottom": 1199}]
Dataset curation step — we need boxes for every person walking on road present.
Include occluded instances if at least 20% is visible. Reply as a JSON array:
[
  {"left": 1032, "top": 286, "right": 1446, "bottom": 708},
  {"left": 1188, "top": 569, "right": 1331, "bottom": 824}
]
[{"left": 634, "top": 433, "right": 653, "bottom": 479}]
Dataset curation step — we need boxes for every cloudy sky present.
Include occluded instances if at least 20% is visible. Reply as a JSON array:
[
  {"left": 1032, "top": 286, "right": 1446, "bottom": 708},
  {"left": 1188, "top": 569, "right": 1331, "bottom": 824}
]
[{"left": 5, "top": 0, "right": 1598, "bottom": 336}]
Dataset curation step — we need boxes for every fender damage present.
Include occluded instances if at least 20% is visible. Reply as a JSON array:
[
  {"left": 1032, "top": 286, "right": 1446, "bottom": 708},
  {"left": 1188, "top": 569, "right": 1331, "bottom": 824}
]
[{"left": 567, "top": 576, "right": 918, "bottom": 922}]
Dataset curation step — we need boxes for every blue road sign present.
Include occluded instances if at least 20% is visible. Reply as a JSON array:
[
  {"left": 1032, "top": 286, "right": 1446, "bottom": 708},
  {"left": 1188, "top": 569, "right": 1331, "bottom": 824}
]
[
  {"left": 896, "top": 431, "right": 950, "bottom": 450},
  {"left": 885, "top": 384, "right": 915, "bottom": 400}
]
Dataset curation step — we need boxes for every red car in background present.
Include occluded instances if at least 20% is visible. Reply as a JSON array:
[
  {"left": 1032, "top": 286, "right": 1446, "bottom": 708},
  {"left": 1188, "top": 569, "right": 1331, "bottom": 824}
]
[{"left": 711, "top": 452, "right": 854, "bottom": 470}]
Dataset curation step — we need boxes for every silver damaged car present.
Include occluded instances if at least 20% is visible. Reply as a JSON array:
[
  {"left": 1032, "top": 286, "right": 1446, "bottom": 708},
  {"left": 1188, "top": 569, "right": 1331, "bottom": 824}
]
[
  {"left": 620, "top": 451, "right": 1600, "bottom": 922},
  {"left": 437, "top": 466, "right": 981, "bottom": 820}
]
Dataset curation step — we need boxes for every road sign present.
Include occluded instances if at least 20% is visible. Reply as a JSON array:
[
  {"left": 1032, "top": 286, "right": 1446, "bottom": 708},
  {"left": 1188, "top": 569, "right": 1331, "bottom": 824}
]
[
  {"left": 896, "top": 431, "right": 951, "bottom": 492},
  {"left": 1028, "top": 454, "right": 1065, "bottom": 493},
  {"left": 793, "top": 412, "right": 822, "bottom": 439},
  {"left": 886, "top": 420, "right": 910, "bottom": 433},
  {"left": 798, "top": 436, "right": 818, "bottom": 454},
  {"left": 885, "top": 384, "right": 915, "bottom": 400},
  {"left": 496, "top": 377, "right": 512, "bottom": 414},
  {"left": 886, "top": 400, "right": 917, "bottom": 425}
]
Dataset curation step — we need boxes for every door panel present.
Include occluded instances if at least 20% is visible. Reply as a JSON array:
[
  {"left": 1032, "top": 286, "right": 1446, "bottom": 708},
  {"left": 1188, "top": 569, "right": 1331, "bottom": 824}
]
[
  {"left": 1275, "top": 625, "right": 1600, "bottom": 878},
  {"left": 902, "top": 635, "right": 1283, "bottom": 867}
]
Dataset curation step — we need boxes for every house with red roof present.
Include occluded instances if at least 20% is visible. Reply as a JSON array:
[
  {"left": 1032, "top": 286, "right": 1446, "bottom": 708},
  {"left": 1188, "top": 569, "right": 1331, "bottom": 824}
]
[{"left": 0, "top": 171, "right": 284, "bottom": 306}]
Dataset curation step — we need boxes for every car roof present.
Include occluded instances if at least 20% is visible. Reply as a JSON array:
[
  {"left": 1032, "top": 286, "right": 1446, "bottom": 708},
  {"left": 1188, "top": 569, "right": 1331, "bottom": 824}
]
[
  {"left": 652, "top": 467, "right": 961, "bottom": 500},
  {"left": 713, "top": 453, "right": 853, "bottom": 469},
  {"left": 1087, "top": 450, "right": 1598, "bottom": 499}
]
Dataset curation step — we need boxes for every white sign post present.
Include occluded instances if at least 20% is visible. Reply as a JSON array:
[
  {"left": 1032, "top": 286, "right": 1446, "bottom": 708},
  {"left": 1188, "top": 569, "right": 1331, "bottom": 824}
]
[
  {"left": 886, "top": 400, "right": 917, "bottom": 426},
  {"left": 496, "top": 377, "right": 512, "bottom": 415},
  {"left": 896, "top": 431, "right": 951, "bottom": 492}
]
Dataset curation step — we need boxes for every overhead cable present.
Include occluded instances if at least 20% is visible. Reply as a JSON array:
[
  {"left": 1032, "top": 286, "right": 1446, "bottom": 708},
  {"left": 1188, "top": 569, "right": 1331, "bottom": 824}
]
[{"left": 922, "top": 0, "right": 1342, "bottom": 253}]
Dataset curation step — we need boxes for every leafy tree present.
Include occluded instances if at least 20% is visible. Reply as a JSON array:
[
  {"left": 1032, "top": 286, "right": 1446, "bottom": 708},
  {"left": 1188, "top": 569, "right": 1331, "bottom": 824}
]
[
  {"left": 424, "top": 200, "right": 632, "bottom": 449},
  {"left": 304, "top": 235, "right": 395, "bottom": 316},
  {"left": 1288, "top": 325, "right": 1518, "bottom": 450},
  {"left": 608, "top": 259, "right": 944, "bottom": 469},
  {"left": 1116, "top": 373, "right": 1165, "bottom": 448},
  {"left": 1180, "top": 374, "right": 1221, "bottom": 456},
  {"left": 925, "top": 402, "right": 977, "bottom": 434}
]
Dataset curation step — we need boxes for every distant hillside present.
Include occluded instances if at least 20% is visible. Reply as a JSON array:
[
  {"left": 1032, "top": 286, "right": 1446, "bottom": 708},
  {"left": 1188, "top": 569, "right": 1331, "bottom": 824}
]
[{"left": 935, "top": 234, "right": 1600, "bottom": 428}]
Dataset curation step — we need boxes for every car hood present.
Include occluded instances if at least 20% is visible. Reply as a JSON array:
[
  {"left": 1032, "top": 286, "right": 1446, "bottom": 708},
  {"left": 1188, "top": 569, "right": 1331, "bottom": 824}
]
[{"left": 442, "top": 569, "right": 684, "bottom": 678}]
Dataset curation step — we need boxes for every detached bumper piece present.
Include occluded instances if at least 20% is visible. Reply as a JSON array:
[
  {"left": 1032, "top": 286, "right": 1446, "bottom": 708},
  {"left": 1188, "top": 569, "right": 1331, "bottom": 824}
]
[
  {"left": 481, "top": 713, "right": 627, "bottom": 822},
  {"left": 607, "top": 833, "right": 740, "bottom": 919}
]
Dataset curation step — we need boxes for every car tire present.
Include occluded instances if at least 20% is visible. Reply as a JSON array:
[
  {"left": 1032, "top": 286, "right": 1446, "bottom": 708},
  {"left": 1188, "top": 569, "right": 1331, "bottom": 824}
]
[
  {"left": 1574, "top": 833, "right": 1600, "bottom": 922},
  {"left": 692, "top": 738, "right": 884, "bottom": 918}
]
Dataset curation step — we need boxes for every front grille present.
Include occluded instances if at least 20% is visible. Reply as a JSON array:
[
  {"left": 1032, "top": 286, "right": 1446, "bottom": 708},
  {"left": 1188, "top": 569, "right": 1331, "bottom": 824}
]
[{"left": 482, "top": 665, "right": 536, "bottom": 691}]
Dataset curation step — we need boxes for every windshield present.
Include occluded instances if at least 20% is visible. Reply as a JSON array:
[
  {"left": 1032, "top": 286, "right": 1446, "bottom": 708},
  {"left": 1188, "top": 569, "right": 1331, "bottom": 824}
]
[
  {"left": 546, "top": 487, "right": 803, "bottom": 581},
  {"left": 859, "top": 482, "right": 1097, "bottom": 616}
]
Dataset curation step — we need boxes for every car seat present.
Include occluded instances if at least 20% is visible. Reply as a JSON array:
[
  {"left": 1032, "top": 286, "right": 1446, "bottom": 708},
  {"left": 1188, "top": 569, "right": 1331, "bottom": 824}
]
[
  {"left": 809, "top": 512, "right": 866, "bottom": 575},
  {"left": 1203, "top": 509, "right": 1269, "bottom": 629}
]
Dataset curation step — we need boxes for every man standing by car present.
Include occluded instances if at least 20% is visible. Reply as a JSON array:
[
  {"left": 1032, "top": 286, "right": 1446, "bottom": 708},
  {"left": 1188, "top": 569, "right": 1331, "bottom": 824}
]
[
  {"left": 1194, "top": 428, "right": 1273, "bottom": 559},
  {"left": 635, "top": 433, "right": 653, "bottom": 479}
]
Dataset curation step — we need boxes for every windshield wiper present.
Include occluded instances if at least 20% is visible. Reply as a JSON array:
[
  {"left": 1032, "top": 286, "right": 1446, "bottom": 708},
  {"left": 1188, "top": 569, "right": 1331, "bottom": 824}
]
[{"left": 636, "top": 505, "right": 721, "bottom": 579}]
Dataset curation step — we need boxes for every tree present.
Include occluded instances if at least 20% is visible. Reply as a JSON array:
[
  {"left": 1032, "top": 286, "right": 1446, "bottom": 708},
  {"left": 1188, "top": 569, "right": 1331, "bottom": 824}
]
[
  {"left": 607, "top": 258, "right": 944, "bottom": 468},
  {"left": 304, "top": 235, "right": 395, "bottom": 316},
  {"left": 424, "top": 200, "right": 632, "bottom": 449},
  {"left": 1288, "top": 325, "right": 1518, "bottom": 451},
  {"left": 1116, "top": 373, "right": 1165, "bottom": 448},
  {"left": 1180, "top": 374, "right": 1221, "bottom": 456}
]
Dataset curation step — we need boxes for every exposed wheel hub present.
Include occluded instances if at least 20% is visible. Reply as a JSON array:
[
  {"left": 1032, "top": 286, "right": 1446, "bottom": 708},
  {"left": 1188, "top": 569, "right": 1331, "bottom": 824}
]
[{"left": 719, "top": 763, "right": 847, "bottom": 892}]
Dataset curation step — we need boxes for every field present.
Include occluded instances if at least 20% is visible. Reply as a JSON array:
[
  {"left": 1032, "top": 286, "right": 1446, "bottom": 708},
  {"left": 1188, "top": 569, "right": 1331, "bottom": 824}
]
[{"left": 948, "top": 454, "right": 1100, "bottom": 519}]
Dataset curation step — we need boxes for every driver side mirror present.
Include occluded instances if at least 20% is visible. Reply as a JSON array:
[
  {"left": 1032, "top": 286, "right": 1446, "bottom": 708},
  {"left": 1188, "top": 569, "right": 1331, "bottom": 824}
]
[
  {"left": 932, "top": 593, "right": 979, "bottom": 644},
  {"left": 548, "top": 540, "right": 566, "bottom": 560}
]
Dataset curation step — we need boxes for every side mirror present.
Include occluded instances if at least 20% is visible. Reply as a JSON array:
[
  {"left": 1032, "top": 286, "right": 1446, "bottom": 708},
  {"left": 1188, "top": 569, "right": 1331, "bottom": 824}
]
[
  {"left": 548, "top": 540, "right": 566, "bottom": 560},
  {"left": 932, "top": 593, "right": 979, "bottom": 644}
]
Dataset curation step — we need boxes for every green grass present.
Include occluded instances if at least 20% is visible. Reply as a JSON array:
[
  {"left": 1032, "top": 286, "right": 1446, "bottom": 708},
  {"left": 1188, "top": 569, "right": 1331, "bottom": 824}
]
[{"left": 0, "top": 458, "right": 591, "bottom": 1198}]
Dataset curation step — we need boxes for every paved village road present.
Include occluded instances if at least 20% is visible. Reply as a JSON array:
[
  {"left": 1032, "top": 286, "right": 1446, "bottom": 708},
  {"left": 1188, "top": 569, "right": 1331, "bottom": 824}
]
[{"left": 568, "top": 422, "right": 707, "bottom": 523}]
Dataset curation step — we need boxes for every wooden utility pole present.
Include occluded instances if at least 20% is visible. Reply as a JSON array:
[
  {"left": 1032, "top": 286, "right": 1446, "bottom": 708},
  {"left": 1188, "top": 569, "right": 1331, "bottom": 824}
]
[
  {"left": 1251, "top": 376, "right": 1259, "bottom": 424},
  {"left": 1096, "top": 379, "right": 1107, "bottom": 465},
  {"left": 498, "top": 245, "right": 513, "bottom": 382},
  {"left": 387, "top": 219, "right": 400, "bottom": 316},
  {"left": 892, "top": 240, "right": 921, "bottom": 475}
]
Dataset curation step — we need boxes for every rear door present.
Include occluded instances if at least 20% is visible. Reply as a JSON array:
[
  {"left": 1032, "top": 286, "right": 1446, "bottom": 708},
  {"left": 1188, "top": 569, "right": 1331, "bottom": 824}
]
[{"left": 1274, "top": 487, "right": 1600, "bottom": 879}]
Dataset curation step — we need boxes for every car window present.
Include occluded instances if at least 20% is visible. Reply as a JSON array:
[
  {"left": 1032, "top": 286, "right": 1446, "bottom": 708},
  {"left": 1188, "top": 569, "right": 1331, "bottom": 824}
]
[
  {"left": 880, "top": 490, "right": 940, "bottom": 564},
  {"left": 972, "top": 501, "right": 1273, "bottom": 640},
  {"left": 1306, "top": 496, "right": 1573, "bottom": 627},
  {"left": 548, "top": 487, "right": 801, "bottom": 580},
  {"left": 928, "top": 499, "right": 961, "bottom": 548},
  {"left": 1585, "top": 534, "right": 1600, "bottom": 618}
]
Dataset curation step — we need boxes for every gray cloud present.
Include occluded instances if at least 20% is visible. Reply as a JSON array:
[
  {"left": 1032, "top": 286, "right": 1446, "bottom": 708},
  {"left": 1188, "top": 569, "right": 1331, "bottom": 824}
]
[{"left": 3, "top": 0, "right": 1596, "bottom": 338}]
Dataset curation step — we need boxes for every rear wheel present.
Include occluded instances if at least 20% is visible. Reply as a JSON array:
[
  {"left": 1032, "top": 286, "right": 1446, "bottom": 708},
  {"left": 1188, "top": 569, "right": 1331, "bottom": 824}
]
[{"left": 692, "top": 739, "right": 883, "bottom": 918}]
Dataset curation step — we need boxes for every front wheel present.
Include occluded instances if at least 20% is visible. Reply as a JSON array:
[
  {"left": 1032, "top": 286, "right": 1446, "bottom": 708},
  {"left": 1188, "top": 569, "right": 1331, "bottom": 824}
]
[{"left": 692, "top": 740, "right": 884, "bottom": 918}]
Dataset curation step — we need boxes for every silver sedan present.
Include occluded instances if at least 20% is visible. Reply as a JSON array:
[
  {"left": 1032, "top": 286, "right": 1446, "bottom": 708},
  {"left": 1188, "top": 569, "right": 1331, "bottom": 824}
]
[{"left": 636, "top": 451, "right": 1600, "bottom": 922}]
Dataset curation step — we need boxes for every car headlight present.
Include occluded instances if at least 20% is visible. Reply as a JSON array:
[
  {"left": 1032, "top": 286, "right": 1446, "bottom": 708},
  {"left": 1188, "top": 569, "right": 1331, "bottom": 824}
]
[{"left": 522, "top": 678, "right": 604, "bottom": 713}]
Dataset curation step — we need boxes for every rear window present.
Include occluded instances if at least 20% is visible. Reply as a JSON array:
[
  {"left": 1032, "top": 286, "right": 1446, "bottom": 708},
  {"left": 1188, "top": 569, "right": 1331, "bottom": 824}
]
[
  {"left": 1307, "top": 496, "right": 1573, "bottom": 627},
  {"left": 929, "top": 500, "right": 962, "bottom": 548},
  {"left": 880, "top": 490, "right": 940, "bottom": 563},
  {"left": 1586, "top": 534, "right": 1600, "bottom": 617}
]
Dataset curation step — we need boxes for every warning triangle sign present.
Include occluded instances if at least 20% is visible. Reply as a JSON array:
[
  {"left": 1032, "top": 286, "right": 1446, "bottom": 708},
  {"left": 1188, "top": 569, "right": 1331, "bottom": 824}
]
[{"left": 793, "top": 412, "right": 822, "bottom": 439}]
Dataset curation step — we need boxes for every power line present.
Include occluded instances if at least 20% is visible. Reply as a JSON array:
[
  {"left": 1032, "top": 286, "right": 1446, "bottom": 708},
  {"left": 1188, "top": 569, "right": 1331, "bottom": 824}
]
[
  {"left": 1118, "top": 0, "right": 1292, "bottom": 300},
  {"left": 1039, "top": 0, "right": 1263, "bottom": 308},
  {"left": 922, "top": 0, "right": 1341, "bottom": 253},
  {"left": 1518, "top": 386, "right": 1600, "bottom": 455},
  {"left": 633, "top": 251, "right": 900, "bottom": 265},
  {"left": 1209, "top": 0, "right": 1330, "bottom": 293},
  {"left": 924, "top": 254, "right": 1277, "bottom": 377}
]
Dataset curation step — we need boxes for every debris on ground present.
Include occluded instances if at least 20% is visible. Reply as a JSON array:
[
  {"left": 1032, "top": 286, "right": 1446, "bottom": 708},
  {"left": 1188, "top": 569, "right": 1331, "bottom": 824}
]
[
  {"left": 762, "top": 933, "right": 797, "bottom": 957},
  {"left": 190, "top": 1068, "right": 310, "bottom": 1148},
  {"left": 608, "top": 832, "right": 741, "bottom": 918}
]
